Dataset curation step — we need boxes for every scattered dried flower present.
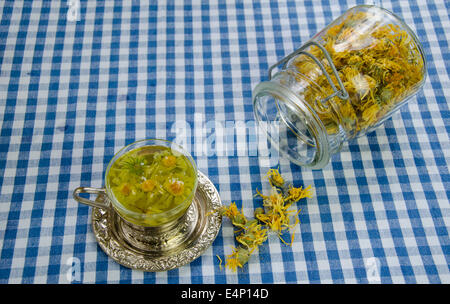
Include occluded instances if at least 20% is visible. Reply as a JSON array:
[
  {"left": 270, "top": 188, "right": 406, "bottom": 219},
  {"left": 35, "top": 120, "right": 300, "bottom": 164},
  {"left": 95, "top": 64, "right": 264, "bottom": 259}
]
[
  {"left": 217, "top": 168, "right": 313, "bottom": 271},
  {"left": 266, "top": 168, "right": 285, "bottom": 188}
]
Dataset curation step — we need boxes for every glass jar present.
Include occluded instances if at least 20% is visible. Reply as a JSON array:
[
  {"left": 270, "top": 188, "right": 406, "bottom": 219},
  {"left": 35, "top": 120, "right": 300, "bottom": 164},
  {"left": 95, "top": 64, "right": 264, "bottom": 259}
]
[{"left": 253, "top": 5, "right": 427, "bottom": 169}]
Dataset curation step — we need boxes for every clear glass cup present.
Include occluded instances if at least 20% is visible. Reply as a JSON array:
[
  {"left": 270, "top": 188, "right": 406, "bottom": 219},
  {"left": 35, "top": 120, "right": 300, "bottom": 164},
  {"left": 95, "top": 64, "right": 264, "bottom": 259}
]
[
  {"left": 73, "top": 139, "right": 198, "bottom": 227},
  {"left": 253, "top": 5, "right": 427, "bottom": 169}
]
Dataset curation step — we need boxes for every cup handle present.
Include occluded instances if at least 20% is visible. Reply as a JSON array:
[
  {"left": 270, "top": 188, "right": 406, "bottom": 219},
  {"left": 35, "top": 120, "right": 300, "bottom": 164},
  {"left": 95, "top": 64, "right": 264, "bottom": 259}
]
[{"left": 73, "top": 187, "right": 109, "bottom": 209}]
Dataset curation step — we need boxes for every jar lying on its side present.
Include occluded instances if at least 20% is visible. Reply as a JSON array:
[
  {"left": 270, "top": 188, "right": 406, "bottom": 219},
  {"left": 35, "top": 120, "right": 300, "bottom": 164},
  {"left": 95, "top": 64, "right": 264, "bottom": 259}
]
[{"left": 253, "top": 5, "right": 427, "bottom": 169}]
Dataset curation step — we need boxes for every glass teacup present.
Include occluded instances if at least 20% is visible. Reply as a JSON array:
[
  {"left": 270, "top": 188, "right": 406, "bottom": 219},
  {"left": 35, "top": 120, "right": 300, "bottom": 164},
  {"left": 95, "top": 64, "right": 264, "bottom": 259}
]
[{"left": 73, "top": 139, "right": 198, "bottom": 230}]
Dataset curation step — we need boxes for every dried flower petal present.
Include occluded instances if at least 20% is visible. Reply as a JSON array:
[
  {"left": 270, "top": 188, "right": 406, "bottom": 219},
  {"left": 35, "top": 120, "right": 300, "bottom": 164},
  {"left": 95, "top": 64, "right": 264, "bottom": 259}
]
[
  {"left": 294, "top": 10, "right": 424, "bottom": 135},
  {"left": 219, "top": 169, "right": 313, "bottom": 271},
  {"left": 266, "top": 168, "right": 285, "bottom": 188}
]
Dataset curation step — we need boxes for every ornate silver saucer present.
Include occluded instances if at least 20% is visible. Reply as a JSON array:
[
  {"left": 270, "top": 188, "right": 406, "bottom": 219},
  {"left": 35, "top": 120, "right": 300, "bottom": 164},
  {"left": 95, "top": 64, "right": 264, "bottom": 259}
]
[{"left": 90, "top": 171, "right": 222, "bottom": 272}]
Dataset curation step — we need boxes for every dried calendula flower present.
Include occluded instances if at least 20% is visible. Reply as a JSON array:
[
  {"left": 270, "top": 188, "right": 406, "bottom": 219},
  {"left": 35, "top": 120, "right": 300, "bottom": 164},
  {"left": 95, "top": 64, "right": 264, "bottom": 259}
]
[
  {"left": 236, "top": 220, "right": 268, "bottom": 249},
  {"left": 120, "top": 183, "right": 133, "bottom": 196},
  {"left": 266, "top": 168, "right": 285, "bottom": 188},
  {"left": 217, "top": 168, "right": 313, "bottom": 272},
  {"left": 164, "top": 178, "right": 185, "bottom": 196},
  {"left": 141, "top": 179, "right": 157, "bottom": 192},
  {"left": 219, "top": 202, "right": 247, "bottom": 228},
  {"left": 293, "top": 10, "right": 424, "bottom": 136},
  {"left": 254, "top": 169, "right": 313, "bottom": 245},
  {"left": 225, "top": 247, "right": 251, "bottom": 272},
  {"left": 285, "top": 184, "right": 313, "bottom": 203},
  {"left": 255, "top": 186, "right": 301, "bottom": 241},
  {"left": 162, "top": 155, "right": 177, "bottom": 167},
  {"left": 219, "top": 204, "right": 267, "bottom": 272}
]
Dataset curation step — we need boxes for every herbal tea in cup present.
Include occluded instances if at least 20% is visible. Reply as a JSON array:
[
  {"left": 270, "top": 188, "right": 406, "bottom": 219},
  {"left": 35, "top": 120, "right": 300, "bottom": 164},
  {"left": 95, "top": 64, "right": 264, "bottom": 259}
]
[{"left": 73, "top": 139, "right": 198, "bottom": 227}]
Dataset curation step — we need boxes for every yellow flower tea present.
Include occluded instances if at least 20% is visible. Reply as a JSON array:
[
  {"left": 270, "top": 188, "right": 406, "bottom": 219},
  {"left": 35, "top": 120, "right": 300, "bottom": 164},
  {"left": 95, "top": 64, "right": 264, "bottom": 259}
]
[{"left": 107, "top": 146, "right": 196, "bottom": 215}]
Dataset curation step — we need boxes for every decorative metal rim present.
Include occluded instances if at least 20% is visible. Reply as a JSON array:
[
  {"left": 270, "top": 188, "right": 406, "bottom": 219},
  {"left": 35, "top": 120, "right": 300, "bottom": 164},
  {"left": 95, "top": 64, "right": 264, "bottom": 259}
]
[{"left": 91, "top": 171, "right": 222, "bottom": 272}]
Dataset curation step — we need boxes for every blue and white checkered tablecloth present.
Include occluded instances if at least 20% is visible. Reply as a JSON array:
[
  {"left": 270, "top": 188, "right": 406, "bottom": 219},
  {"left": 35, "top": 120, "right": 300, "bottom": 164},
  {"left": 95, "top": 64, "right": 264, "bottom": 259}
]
[{"left": 0, "top": 0, "right": 449, "bottom": 284}]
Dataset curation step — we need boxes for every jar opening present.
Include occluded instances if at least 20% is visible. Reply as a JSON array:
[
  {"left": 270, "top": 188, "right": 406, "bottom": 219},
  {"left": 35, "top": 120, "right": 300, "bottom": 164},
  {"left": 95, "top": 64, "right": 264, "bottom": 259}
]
[{"left": 253, "top": 81, "right": 330, "bottom": 169}]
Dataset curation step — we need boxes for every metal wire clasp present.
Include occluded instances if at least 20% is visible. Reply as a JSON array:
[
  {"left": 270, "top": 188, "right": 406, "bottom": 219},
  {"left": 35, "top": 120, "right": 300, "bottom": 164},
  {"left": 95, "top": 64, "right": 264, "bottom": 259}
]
[{"left": 268, "top": 41, "right": 349, "bottom": 107}]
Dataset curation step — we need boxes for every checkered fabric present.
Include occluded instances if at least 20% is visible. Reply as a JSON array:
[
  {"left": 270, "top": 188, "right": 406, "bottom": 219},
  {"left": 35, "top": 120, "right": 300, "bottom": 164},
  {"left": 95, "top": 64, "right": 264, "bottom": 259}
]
[{"left": 0, "top": 0, "right": 448, "bottom": 284}]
